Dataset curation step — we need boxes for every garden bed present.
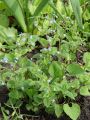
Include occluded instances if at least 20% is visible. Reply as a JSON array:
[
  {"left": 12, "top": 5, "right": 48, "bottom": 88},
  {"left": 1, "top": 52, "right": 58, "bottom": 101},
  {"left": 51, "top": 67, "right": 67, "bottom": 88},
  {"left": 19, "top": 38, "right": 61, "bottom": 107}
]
[{"left": 0, "top": 0, "right": 90, "bottom": 120}]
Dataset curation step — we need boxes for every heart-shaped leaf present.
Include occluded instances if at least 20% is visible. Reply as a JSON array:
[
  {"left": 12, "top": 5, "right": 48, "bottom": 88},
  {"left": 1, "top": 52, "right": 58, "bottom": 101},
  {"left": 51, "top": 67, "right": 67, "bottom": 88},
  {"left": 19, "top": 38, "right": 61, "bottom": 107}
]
[{"left": 63, "top": 103, "right": 80, "bottom": 120}]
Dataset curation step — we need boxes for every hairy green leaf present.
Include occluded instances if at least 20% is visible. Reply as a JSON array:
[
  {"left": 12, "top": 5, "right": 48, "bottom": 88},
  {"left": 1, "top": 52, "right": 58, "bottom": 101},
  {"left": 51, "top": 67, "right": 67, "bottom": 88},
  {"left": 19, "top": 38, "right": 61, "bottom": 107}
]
[{"left": 66, "top": 63, "right": 84, "bottom": 75}]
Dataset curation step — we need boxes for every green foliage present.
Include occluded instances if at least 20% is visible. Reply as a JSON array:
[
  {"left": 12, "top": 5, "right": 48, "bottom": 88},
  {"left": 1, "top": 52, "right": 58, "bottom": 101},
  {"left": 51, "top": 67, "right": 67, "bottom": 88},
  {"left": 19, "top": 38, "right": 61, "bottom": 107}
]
[
  {"left": 0, "top": 0, "right": 90, "bottom": 120},
  {"left": 66, "top": 63, "right": 84, "bottom": 75},
  {"left": 1, "top": 0, "right": 85, "bottom": 32},
  {"left": 0, "top": 14, "right": 9, "bottom": 27}
]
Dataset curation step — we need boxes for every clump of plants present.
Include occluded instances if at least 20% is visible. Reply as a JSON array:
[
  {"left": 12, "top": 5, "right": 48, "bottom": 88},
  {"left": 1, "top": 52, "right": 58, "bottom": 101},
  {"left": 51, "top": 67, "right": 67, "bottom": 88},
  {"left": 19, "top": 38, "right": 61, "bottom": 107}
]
[{"left": 0, "top": 0, "right": 90, "bottom": 120}]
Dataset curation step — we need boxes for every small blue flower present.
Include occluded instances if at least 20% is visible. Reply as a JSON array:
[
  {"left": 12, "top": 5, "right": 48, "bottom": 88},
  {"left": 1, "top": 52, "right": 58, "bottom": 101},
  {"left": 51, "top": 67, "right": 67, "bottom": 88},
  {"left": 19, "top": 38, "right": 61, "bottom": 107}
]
[{"left": 2, "top": 57, "right": 8, "bottom": 63}]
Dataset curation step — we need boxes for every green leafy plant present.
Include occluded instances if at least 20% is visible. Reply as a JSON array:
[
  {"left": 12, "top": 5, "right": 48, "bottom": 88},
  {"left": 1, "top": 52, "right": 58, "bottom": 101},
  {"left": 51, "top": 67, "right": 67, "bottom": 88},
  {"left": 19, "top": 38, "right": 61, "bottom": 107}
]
[
  {"left": 0, "top": 0, "right": 90, "bottom": 120},
  {"left": 0, "top": 25, "right": 90, "bottom": 119}
]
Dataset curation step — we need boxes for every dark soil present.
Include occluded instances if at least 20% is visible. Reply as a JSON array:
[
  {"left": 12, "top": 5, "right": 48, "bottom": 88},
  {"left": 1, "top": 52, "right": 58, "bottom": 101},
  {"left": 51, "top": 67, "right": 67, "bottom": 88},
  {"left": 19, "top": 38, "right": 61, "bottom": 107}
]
[
  {"left": 76, "top": 46, "right": 87, "bottom": 64},
  {"left": 79, "top": 97, "right": 90, "bottom": 120},
  {"left": 0, "top": 85, "right": 9, "bottom": 103}
]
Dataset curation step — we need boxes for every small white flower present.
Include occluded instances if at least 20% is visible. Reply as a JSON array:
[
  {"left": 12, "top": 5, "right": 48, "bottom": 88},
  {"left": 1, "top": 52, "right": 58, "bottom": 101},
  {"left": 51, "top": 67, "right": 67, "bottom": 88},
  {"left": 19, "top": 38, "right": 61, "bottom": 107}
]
[
  {"left": 40, "top": 54, "right": 42, "bottom": 57},
  {"left": 18, "top": 114, "right": 23, "bottom": 119},
  {"left": 48, "top": 38, "right": 52, "bottom": 43},
  {"left": 16, "top": 57, "right": 19, "bottom": 60},
  {"left": 66, "top": 17, "right": 70, "bottom": 20},
  {"left": 57, "top": 51, "right": 60, "bottom": 54},
  {"left": 19, "top": 32, "right": 23, "bottom": 37},
  {"left": 30, "top": 35, "right": 33, "bottom": 39},
  {"left": 10, "top": 64, "right": 13, "bottom": 67},
  {"left": 52, "top": 99, "right": 55, "bottom": 103},
  {"left": 43, "top": 48, "right": 48, "bottom": 51},
  {"left": 48, "top": 79, "right": 51, "bottom": 83},
  {"left": 51, "top": 30, "right": 55, "bottom": 33},
  {"left": 48, "top": 47, "right": 51, "bottom": 51},
  {"left": 50, "top": 30, "right": 53, "bottom": 32},
  {"left": 50, "top": 19, "right": 56, "bottom": 24},
  {"left": 63, "top": 76, "right": 66, "bottom": 79},
  {"left": 1, "top": 82, "right": 5, "bottom": 85},
  {"left": 45, "top": 16, "right": 48, "bottom": 19},
  {"left": 31, "top": 42, "right": 35, "bottom": 46},
  {"left": 54, "top": 15, "right": 58, "bottom": 18},
  {"left": 64, "top": 34, "right": 66, "bottom": 37},
  {"left": 16, "top": 42, "right": 20, "bottom": 46},
  {"left": 14, "top": 57, "right": 19, "bottom": 63},
  {"left": 15, "top": 60, "right": 17, "bottom": 63},
  {"left": 10, "top": 64, "right": 14, "bottom": 69},
  {"left": 34, "top": 21, "right": 38, "bottom": 26},
  {"left": 21, "top": 87, "right": 24, "bottom": 91},
  {"left": 22, "top": 38, "right": 26, "bottom": 42}
]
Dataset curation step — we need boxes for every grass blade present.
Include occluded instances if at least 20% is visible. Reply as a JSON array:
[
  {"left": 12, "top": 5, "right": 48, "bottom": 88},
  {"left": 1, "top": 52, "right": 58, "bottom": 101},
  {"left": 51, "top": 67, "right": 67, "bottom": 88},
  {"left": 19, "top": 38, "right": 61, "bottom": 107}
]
[
  {"left": 29, "top": 0, "right": 49, "bottom": 32},
  {"left": 70, "top": 0, "right": 82, "bottom": 29},
  {"left": 49, "top": 1, "right": 64, "bottom": 21},
  {"left": 3, "top": 0, "right": 27, "bottom": 32},
  {"left": 33, "top": 0, "right": 49, "bottom": 16}
]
